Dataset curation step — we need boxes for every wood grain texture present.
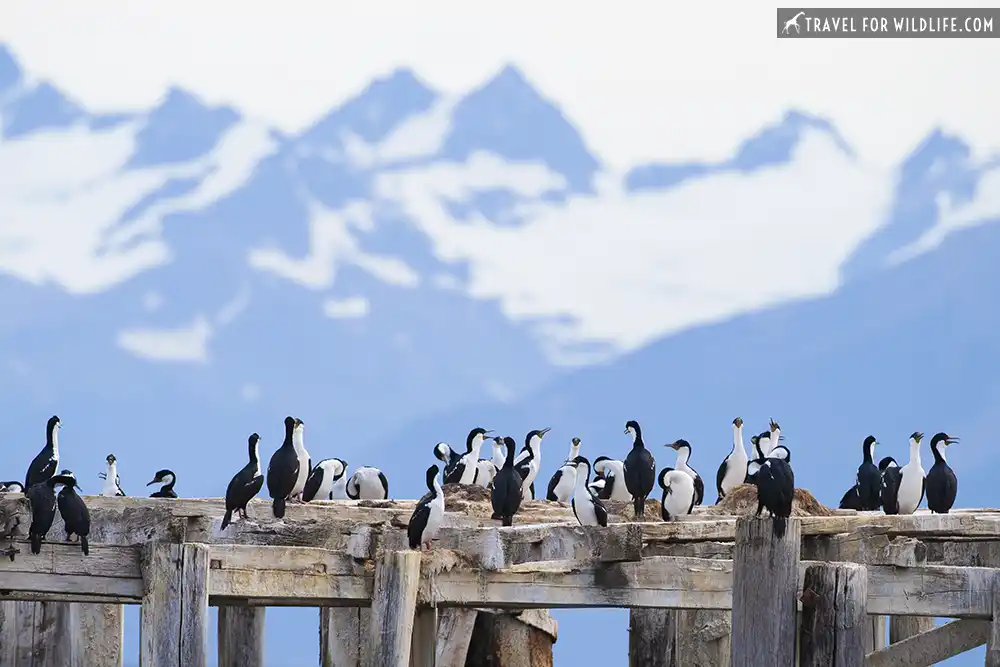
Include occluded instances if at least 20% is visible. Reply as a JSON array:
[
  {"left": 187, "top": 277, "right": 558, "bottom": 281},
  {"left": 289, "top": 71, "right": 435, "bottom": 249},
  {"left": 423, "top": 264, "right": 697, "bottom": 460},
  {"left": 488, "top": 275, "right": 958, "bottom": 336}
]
[
  {"left": 676, "top": 609, "right": 730, "bottom": 667},
  {"left": 320, "top": 607, "right": 370, "bottom": 667},
  {"left": 628, "top": 609, "right": 674, "bottom": 667},
  {"left": 409, "top": 607, "right": 437, "bottom": 667},
  {"left": 139, "top": 543, "right": 183, "bottom": 667},
  {"left": 730, "top": 517, "right": 801, "bottom": 667},
  {"left": 367, "top": 551, "right": 421, "bottom": 667},
  {"left": 0, "top": 600, "right": 73, "bottom": 667},
  {"left": 217, "top": 606, "right": 264, "bottom": 667},
  {"left": 889, "top": 615, "right": 935, "bottom": 645},
  {"left": 800, "top": 563, "right": 868, "bottom": 667},
  {"left": 867, "top": 619, "right": 989, "bottom": 667},
  {"left": 72, "top": 603, "right": 124, "bottom": 667},
  {"left": 464, "top": 610, "right": 554, "bottom": 667},
  {"left": 435, "top": 609, "right": 478, "bottom": 667},
  {"left": 987, "top": 575, "right": 1000, "bottom": 667},
  {"left": 180, "top": 544, "right": 209, "bottom": 667}
]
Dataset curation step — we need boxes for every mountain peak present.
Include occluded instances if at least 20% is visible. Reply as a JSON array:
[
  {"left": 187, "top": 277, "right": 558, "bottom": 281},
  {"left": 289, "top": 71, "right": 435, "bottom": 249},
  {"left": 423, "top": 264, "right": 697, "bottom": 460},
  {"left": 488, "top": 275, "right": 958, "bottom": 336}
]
[{"left": 0, "top": 44, "right": 21, "bottom": 95}]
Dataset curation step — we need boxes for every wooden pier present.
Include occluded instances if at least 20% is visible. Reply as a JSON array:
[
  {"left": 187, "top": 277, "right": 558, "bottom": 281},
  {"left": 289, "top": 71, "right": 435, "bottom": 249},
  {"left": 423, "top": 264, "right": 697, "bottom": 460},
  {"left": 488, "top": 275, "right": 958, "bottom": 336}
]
[{"left": 1, "top": 489, "right": 1000, "bottom": 666}]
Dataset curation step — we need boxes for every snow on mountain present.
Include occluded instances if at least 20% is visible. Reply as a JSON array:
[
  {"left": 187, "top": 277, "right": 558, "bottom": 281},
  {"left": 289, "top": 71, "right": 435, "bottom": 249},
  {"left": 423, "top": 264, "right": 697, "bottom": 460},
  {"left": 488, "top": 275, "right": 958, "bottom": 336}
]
[{"left": 2, "top": 40, "right": 1000, "bottom": 666}]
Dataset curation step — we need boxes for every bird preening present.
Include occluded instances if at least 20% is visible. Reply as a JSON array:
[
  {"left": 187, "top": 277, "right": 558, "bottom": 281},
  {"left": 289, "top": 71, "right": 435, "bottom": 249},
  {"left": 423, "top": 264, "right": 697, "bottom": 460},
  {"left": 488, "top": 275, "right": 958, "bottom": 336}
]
[{"left": 1, "top": 413, "right": 965, "bottom": 558}]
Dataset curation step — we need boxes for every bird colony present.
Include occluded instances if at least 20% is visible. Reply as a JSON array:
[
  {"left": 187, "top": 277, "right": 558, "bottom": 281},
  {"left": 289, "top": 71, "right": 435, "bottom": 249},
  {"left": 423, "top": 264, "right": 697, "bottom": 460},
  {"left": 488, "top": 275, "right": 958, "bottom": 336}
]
[{"left": 0, "top": 414, "right": 962, "bottom": 554}]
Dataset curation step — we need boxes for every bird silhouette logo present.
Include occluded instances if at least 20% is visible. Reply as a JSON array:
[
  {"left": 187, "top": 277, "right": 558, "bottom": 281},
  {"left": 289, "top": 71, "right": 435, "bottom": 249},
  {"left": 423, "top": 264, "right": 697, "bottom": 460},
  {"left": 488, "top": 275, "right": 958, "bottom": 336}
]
[{"left": 782, "top": 11, "right": 807, "bottom": 34}]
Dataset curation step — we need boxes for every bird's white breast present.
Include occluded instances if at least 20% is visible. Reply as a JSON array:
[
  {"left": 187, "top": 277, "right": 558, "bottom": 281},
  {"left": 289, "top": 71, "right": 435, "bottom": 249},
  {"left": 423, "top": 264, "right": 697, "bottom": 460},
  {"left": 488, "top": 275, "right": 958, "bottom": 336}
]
[{"left": 897, "top": 463, "right": 926, "bottom": 514}]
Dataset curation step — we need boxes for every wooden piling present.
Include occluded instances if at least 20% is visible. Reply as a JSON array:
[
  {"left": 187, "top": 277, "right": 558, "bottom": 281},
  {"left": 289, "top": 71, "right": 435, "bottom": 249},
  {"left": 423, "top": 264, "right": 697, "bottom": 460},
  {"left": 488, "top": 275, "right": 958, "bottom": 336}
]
[
  {"left": 0, "top": 600, "right": 74, "bottom": 666},
  {"left": 628, "top": 609, "right": 675, "bottom": 667},
  {"left": 799, "top": 562, "right": 867, "bottom": 667},
  {"left": 464, "top": 610, "right": 556, "bottom": 667},
  {"left": 139, "top": 542, "right": 209, "bottom": 667},
  {"left": 675, "top": 610, "right": 731, "bottom": 667},
  {"left": 218, "top": 606, "right": 265, "bottom": 667},
  {"left": 889, "top": 615, "right": 935, "bottom": 645},
  {"left": 730, "top": 516, "right": 801, "bottom": 667},
  {"left": 320, "top": 608, "right": 370, "bottom": 667},
  {"left": 409, "top": 607, "right": 437, "bottom": 667},
  {"left": 435, "top": 609, "right": 478, "bottom": 667},
  {"left": 987, "top": 574, "right": 1000, "bottom": 667},
  {"left": 366, "top": 550, "right": 421, "bottom": 667}
]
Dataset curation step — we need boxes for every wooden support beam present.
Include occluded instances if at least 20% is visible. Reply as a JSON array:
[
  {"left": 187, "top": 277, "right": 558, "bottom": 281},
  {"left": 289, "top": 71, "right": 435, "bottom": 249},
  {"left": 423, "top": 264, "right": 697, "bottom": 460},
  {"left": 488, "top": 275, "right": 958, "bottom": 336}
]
[
  {"left": 435, "top": 609, "right": 478, "bottom": 667},
  {"left": 409, "top": 607, "right": 437, "bottom": 667},
  {"left": 865, "top": 616, "right": 887, "bottom": 653},
  {"left": 72, "top": 603, "right": 125, "bottom": 667},
  {"left": 675, "top": 609, "right": 731, "bottom": 667},
  {"left": 628, "top": 609, "right": 675, "bottom": 667},
  {"left": 0, "top": 599, "right": 74, "bottom": 666},
  {"left": 218, "top": 606, "right": 265, "bottom": 667},
  {"left": 367, "top": 551, "right": 421, "bottom": 667},
  {"left": 889, "top": 616, "right": 935, "bottom": 644},
  {"left": 465, "top": 610, "right": 556, "bottom": 667},
  {"left": 867, "top": 619, "right": 989, "bottom": 667},
  {"left": 320, "top": 607, "right": 370, "bottom": 667},
  {"left": 730, "top": 517, "right": 801, "bottom": 667},
  {"left": 799, "top": 562, "right": 868, "bottom": 667},
  {"left": 139, "top": 543, "right": 209, "bottom": 667},
  {"left": 987, "top": 574, "right": 1000, "bottom": 667}
]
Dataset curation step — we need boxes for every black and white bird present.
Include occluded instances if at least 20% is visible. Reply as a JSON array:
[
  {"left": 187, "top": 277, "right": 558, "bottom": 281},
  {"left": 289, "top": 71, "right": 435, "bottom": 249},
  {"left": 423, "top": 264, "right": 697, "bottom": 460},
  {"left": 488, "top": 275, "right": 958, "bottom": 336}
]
[
  {"left": 99, "top": 454, "right": 126, "bottom": 497},
  {"left": 513, "top": 428, "right": 550, "bottom": 500},
  {"left": 346, "top": 466, "right": 389, "bottom": 500},
  {"left": 56, "top": 470, "right": 90, "bottom": 555},
  {"left": 443, "top": 428, "right": 492, "bottom": 485},
  {"left": 433, "top": 442, "right": 463, "bottom": 482},
  {"left": 490, "top": 436, "right": 506, "bottom": 471},
  {"left": 926, "top": 432, "right": 959, "bottom": 514},
  {"left": 587, "top": 474, "right": 607, "bottom": 498},
  {"left": 623, "top": 420, "right": 656, "bottom": 519},
  {"left": 716, "top": 417, "right": 750, "bottom": 503},
  {"left": 25, "top": 415, "right": 61, "bottom": 489},
  {"left": 546, "top": 437, "right": 582, "bottom": 503},
  {"left": 26, "top": 471, "right": 75, "bottom": 554},
  {"left": 746, "top": 434, "right": 765, "bottom": 482},
  {"left": 658, "top": 467, "right": 696, "bottom": 521},
  {"left": 222, "top": 433, "right": 265, "bottom": 530},
  {"left": 146, "top": 470, "right": 178, "bottom": 498},
  {"left": 895, "top": 431, "right": 927, "bottom": 515},
  {"left": 878, "top": 456, "right": 902, "bottom": 515},
  {"left": 0, "top": 482, "right": 24, "bottom": 493},
  {"left": 854, "top": 435, "right": 882, "bottom": 511},
  {"left": 474, "top": 459, "right": 498, "bottom": 489},
  {"left": 266, "top": 416, "right": 301, "bottom": 519},
  {"left": 666, "top": 439, "right": 704, "bottom": 506},
  {"left": 570, "top": 456, "right": 607, "bottom": 527},
  {"left": 593, "top": 456, "right": 633, "bottom": 502},
  {"left": 491, "top": 436, "right": 523, "bottom": 526},
  {"left": 302, "top": 458, "right": 348, "bottom": 502},
  {"left": 408, "top": 465, "right": 445, "bottom": 551},
  {"left": 289, "top": 418, "right": 311, "bottom": 502},
  {"left": 753, "top": 442, "right": 795, "bottom": 538}
]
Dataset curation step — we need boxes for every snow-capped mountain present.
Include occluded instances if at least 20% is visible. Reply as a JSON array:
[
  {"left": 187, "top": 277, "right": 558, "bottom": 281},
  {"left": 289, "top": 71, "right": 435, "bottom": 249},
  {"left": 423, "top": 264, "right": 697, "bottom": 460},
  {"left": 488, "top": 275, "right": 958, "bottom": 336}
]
[{"left": 2, "top": 40, "right": 998, "bottom": 666}]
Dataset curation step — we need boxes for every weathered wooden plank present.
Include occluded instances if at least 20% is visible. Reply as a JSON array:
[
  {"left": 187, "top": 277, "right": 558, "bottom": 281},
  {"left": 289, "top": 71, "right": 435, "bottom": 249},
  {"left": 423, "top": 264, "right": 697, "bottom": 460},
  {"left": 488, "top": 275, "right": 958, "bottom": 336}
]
[
  {"left": 0, "top": 600, "right": 74, "bottom": 666},
  {"left": 888, "top": 615, "right": 935, "bottom": 645},
  {"left": 409, "top": 607, "right": 437, "bottom": 667},
  {"left": 0, "top": 542, "right": 143, "bottom": 600},
  {"left": 800, "top": 563, "right": 867, "bottom": 667},
  {"left": 72, "top": 603, "right": 124, "bottom": 667},
  {"left": 628, "top": 609, "right": 674, "bottom": 667},
  {"left": 139, "top": 543, "right": 184, "bottom": 667},
  {"left": 367, "top": 551, "right": 421, "bottom": 667},
  {"left": 320, "top": 607, "right": 370, "bottom": 667},
  {"left": 675, "top": 609, "right": 730, "bottom": 667},
  {"left": 435, "top": 609, "right": 477, "bottom": 667},
  {"left": 865, "top": 616, "right": 887, "bottom": 653},
  {"left": 730, "top": 517, "right": 801, "bottom": 667},
  {"left": 866, "top": 619, "right": 989, "bottom": 667},
  {"left": 218, "top": 606, "right": 264, "bottom": 667},
  {"left": 180, "top": 544, "right": 209, "bottom": 667},
  {"left": 987, "top": 575, "right": 1000, "bottom": 667},
  {"left": 464, "top": 610, "right": 555, "bottom": 667}
]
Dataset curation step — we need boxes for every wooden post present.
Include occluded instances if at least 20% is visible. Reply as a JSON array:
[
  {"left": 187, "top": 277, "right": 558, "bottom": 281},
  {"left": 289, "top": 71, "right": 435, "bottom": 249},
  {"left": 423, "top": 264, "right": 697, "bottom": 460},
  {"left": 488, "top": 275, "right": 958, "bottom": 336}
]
[
  {"left": 465, "top": 610, "right": 556, "bottom": 667},
  {"left": 366, "top": 551, "right": 421, "bottom": 667},
  {"left": 320, "top": 608, "right": 370, "bottom": 667},
  {"left": 675, "top": 610, "right": 730, "bottom": 667},
  {"left": 730, "top": 516, "right": 801, "bottom": 667},
  {"left": 0, "top": 600, "right": 74, "bottom": 666},
  {"left": 139, "top": 542, "right": 209, "bottom": 667},
  {"left": 218, "top": 606, "right": 265, "bottom": 667},
  {"left": 435, "top": 609, "right": 478, "bottom": 667},
  {"left": 628, "top": 609, "right": 675, "bottom": 667},
  {"left": 865, "top": 615, "right": 887, "bottom": 653},
  {"left": 410, "top": 607, "right": 437, "bottom": 667},
  {"left": 889, "top": 616, "right": 935, "bottom": 644},
  {"left": 799, "top": 562, "right": 867, "bottom": 667},
  {"left": 987, "top": 574, "right": 1000, "bottom": 667},
  {"left": 72, "top": 603, "right": 125, "bottom": 667}
]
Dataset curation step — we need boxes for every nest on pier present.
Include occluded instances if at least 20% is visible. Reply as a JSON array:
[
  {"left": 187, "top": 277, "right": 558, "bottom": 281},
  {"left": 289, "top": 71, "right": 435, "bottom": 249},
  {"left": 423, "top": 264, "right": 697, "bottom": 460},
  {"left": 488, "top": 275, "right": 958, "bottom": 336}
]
[{"left": 703, "top": 483, "right": 833, "bottom": 517}]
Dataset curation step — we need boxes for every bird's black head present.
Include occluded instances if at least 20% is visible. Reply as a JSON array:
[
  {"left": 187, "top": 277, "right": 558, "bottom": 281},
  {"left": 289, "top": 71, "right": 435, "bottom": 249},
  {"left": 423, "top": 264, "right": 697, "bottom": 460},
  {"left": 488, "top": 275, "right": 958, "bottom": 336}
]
[
  {"left": 525, "top": 428, "right": 551, "bottom": 446},
  {"left": 571, "top": 455, "right": 590, "bottom": 469},
  {"left": 878, "top": 456, "right": 897, "bottom": 472},
  {"left": 147, "top": 469, "right": 175, "bottom": 486},
  {"left": 930, "top": 432, "right": 959, "bottom": 448},
  {"left": 503, "top": 436, "right": 517, "bottom": 449},
  {"left": 332, "top": 458, "right": 348, "bottom": 477},
  {"left": 624, "top": 420, "right": 641, "bottom": 436},
  {"left": 863, "top": 435, "right": 877, "bottom": 448},
  {"left": 571, "top": 437, "right": 581, "bottom": 446},
  {"left": 769, "top": 418, "right": 780, "bottom": 432},
  {"left": 657, "top": 467, "right": 675, "bottom": 489},
  {"left": 294, "top": 417, "right": 304, "bottom": 427},
  {"left": 910, "top": 431, "right": 924, "bottom": 443},
  {"left": 493, "top": 436, "right": 504, "bottom": 445},
  {"left": 666, "top": 439, "right": 691, "bottom": 451},
  {"left": 750, "top": 434, "right": 760, "bottom": 446},
  {"left": 425, "top": 465, "right": 440, "bottom": 488},
  {"left": 47, "top": 415, "right": 61, "bottom": 432},
  {"left": 249, "top": 433, "right": 261, "bottom": 446},
  {"left": 106, "top": 454, "right": 116, "bottom": 465},
  {"left": 733, "top": 417, "right": 743, "bottom": 427},
  {"left": 757, "top": 431, "right": 770, "bottom": 441},
  {"left": 283, "top": 416, "right": 295, "bottom": 433},
  {"left": 53, "top": 470, "right": 79, "bottom": 490},
  {"left": 467, "top": 427, "right": 492, "bottom": 448}
]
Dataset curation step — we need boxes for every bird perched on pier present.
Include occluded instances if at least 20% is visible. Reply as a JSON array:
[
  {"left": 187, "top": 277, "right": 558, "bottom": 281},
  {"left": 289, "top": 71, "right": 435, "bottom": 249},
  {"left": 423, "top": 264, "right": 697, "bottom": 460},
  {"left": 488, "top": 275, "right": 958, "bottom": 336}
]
[
  {"left": 658, "top": 467, "right": 696, "bottom": 521},
  {"left": 25, "top": 415, "right": 61, "bottom": 489},
  {"left": 593, "top": 456, "right": 632, "bottom": 502},
  {"left": 408, "top": 465, "right": 445, "bottom": 551},
  {"left": 926, "top": 432, "right": 959, "bottom": 514},
  {"left": 895, "top": 431, "right": 927, "bottom": 515},
  {"left": 570, "top": 456, "right": 607, "bottom": 527},
  {"left": 222, "top": 433, "right": 265, "bottom": 529},
  {"left": 99, "top": 454, "right": 126, "bottom": 497},
  {"left": 147, "top": 470, "right": 178, "bottom": 498},
  {"left": 513, "top": 428, "right": 549, "bottom": 499},
  {"left": 267, "top": 417, "right": 301, "bottom": 519},
  {"left": 878, "top": 456, "right": 901, "bottom": 514},
  {"left": 444, "top": 428, "right": 492, "bottom": 486},
  {"left": 289, "top": 418, "right": 311, "bottom": 502},
  {"left": 546, "top": 437, "right": 582, "bottom": 503},
  {"left": 25, "top": 472, "right": 75, "bottom": 554},
  {"left": 56, "top": 470, "right": 90, "bottom": 555},
  {"left": 346, "top": 466, "right": 389, "bottom": 500},
  {"left": 623, "top": 420, "right": 655, "bottom": 519},
  {"left": 666, "top": 439, "right": 704, "bottom": 506},
  {"left": 432, "top": 442, "right": 462, "bottom": 482},
  {"left": 0, "top": 482, "right": 24, "bottom": 493},
  {"left": 716, "top": 417, "right": 750, "bottom": 503},
  {"left": 302, "top": 458, "right": 348, "bottom": 502},
  {"left": 753, "top": 440, "right": 794, "bottom": 538},
  {"left": 491, "top": 436, "right": 523, "bottom": 526},
  {"left": 853, "top": 435, "right": 882, "bottom": 511},
  {"left": 746, "top": 434, "right": 765, "bottom": 482},
  {"left": 474, "top": 459, "right": 497, "bottom": 489}
]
